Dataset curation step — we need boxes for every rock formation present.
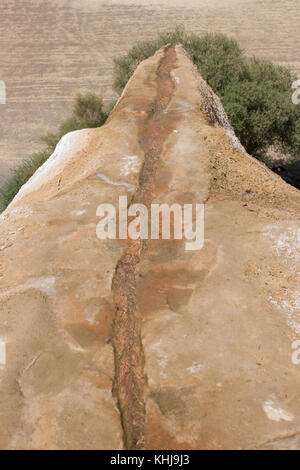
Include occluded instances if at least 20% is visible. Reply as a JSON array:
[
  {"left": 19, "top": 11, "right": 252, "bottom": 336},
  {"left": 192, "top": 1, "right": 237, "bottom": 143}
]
[
  {"left": 1, "top": 0, "right": 300, "bottom": 183},
  {"left": 0, "top": 45, "right": 300, "bottom": 450}
]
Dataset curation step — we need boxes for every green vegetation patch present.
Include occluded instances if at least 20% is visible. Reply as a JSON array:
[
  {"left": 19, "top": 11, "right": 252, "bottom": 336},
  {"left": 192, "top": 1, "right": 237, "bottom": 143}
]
[{"left": 114, "top": 27, "right": 300, "bottom": 161}]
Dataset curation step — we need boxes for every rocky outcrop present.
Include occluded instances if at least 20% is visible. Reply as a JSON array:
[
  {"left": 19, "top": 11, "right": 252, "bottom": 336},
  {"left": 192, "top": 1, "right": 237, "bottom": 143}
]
[{"left": 0, "top": 45, "right": 300, "bottom": 450}]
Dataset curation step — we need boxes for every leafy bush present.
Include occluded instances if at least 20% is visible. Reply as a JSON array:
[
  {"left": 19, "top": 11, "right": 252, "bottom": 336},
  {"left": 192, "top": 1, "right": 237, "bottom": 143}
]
[
  {"left": 0, "top": 93, "right": 108, "bottom": 211},
  {"left": 41, "top": 93, "right": 108, "bottom": 151},
  {"left": 113, "top": 27, "right": 300, "bottom": 161},
  {"left": 0, "top": 151, "right": 50, "bottom": 211}
]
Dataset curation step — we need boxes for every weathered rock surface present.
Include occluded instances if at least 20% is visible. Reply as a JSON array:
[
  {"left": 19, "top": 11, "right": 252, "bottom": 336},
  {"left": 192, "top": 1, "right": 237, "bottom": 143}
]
[{"left": 0, "top": 45, "right": 300, "bottom": 450}]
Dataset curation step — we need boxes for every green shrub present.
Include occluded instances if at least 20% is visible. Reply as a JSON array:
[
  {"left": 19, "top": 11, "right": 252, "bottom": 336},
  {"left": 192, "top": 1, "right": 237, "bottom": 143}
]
[
  {"left": 0, "top": 151, "right": 50, "bottom": 211},
  {"left": 0, "top": 93, "right": 108, "bottom": 211},
  {"left": 113, "top": 28, "right": 300, "bottom": 161},
  {"left": 41, "top": 93, "right": 108, "bottom": 151}
]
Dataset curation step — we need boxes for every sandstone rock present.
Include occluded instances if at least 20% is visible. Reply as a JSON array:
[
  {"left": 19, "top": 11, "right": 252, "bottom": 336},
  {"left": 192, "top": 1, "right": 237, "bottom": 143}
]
[{"left": 0, "top": 45, "right": 300, "bottom": 450}]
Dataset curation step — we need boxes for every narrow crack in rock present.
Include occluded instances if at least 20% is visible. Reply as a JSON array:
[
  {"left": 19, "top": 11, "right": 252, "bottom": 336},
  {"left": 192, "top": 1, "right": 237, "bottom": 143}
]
[{"left": 111, "top": 45, "right": 178, "bottom": 450}]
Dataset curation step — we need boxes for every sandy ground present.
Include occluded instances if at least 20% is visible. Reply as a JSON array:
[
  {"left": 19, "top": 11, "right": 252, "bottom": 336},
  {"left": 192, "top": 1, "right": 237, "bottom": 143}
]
[{"left": 0, "top": 0, "right": 299, "bottom": 182}]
